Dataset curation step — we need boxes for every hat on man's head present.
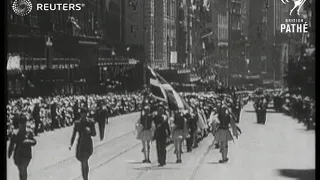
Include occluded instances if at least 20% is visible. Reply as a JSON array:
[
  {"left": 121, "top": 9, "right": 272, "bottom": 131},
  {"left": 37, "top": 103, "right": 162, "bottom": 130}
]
[
  {"left": 80, "top": 107, "right": 89, "bottom": 114},
  {"left": 18, "top": 114, "right": 28, "bottom": 124}
]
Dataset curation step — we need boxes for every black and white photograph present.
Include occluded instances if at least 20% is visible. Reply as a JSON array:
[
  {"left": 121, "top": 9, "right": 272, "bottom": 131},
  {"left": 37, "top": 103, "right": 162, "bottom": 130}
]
[{"left": 6, "top": 0, "right": 315, "bottom": 180}]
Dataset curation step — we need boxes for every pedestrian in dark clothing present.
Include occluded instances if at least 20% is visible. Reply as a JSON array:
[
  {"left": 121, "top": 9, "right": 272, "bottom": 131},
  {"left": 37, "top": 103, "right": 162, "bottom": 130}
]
[
  {"left": 186, "top": 112, "right": 197, "bottom": 152},
  {"left": 8, "top": 114, "right": 37, "bottom": 180},
  {"left": 73, "top": 102, "right": 80, "bottom": 123},
  {"left": 69, "top": 108, "right": 96, "bottom": 180},
  {"left": 95, "top": 103, "right": 107, "bottom": 140},
  {"left": 32, "top": 103, "right": 41, "bottom": 136},
  {"left": 50, "top": 102, "right": 59, "bottom": 130},
  {"left": 153, "top": 107, "right": 171, "bottom": 167}
]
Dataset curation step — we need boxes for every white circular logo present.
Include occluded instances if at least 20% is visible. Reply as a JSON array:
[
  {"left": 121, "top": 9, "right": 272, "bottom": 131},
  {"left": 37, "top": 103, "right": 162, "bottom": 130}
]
[{"left": 12, "top": 0, "right": 33, "bottom": 16}]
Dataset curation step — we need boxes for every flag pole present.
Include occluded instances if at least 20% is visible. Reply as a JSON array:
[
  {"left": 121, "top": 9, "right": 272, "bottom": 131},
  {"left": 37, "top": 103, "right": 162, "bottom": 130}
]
[{"left": 142, "top": 0, "right": 147, "bottom": 87}]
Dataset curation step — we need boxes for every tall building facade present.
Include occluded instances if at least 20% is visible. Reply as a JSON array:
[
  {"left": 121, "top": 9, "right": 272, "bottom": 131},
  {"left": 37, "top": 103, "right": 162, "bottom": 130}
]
[
  {"left": 177, "top": 0, "right": 188, "bottom": 65},
  {"left": 154, "top": 0, "right": 167, "bottom": 68},
  {"left": 167, "top": 0, "right": 178, "bottom": 67},
  {"left": 229, "top": 0, "right": 245, "bottom": 77},
  {"left": 143, "top": 0, "right": 155, "bottom": 67},
  {"left": 248, "top": 0, "right": 270, "bottom": 75},
  {"left": 210, "top": 0, "right": 228, "bottom": 84},
  {"left": 7, "top": 0, "right": 108, "bottom": 95},
  {"left": 152, "top": 0, "right": 178, "bottom": 69}
]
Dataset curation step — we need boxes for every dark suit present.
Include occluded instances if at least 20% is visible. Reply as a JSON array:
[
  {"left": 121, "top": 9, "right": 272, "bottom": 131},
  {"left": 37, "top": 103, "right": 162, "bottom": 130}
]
[
  {"left": 32, "top": 105, "right": 41, "bottom": 136},
  {"left": 50, "top": 103, "right": 59, "bottom": 130},
  {"left": 153, "top": 113, "right": 170, "bottom": 165},
  {"left": 95, "top": 108, "right": 107, "bottom": 140},
  {"left": 8, "top": 128, "right": 37, "bottom": 180},
  {"left": 186, "top": 114, "right": 197, "bottom": 152}
]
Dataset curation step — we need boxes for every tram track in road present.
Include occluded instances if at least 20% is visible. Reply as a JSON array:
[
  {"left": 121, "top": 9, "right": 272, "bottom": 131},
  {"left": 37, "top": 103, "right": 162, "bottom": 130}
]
[
  {"left": 187, "top": 139, "right": 215, "bottom": 180},
  {"left": 129, "top": 136, "right": 215, "bottom": 180},
  {"left": 29, "top": 130, "right": 135, "bottom": 176},
  {"left": 72, "top": 141, "right": 141, "bottom": 180},
  {"left": 131, "top": 143, "right": 176, "bottom": 180}
]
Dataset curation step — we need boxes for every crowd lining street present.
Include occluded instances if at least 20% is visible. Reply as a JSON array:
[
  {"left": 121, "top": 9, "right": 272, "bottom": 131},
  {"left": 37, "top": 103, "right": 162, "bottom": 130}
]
[{"left": 7, "top": 103, "right": 315, "bottom": 180}]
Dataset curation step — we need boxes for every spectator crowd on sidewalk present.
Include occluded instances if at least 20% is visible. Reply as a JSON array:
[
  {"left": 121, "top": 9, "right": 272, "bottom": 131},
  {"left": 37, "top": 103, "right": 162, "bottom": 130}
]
[
  {"left": 7, "top": 92, "right": 144, "bottom": 141},
  {"left": 273, "top": 90, "right": 315, "bottom": 130}
]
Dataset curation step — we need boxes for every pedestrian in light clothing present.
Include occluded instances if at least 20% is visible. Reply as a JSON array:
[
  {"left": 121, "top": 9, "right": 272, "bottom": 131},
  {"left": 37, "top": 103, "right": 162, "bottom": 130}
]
[
  {"left": 69, "top": 107, "right": 97, "bottom": 180},
  {"left": 8, "top": 114, "right": 37, "bottom": 180}
]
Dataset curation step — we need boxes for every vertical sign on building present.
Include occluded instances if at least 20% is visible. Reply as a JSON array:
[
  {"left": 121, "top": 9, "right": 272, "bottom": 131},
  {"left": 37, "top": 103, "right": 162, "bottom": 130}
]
[{"left": 124, "top": 0, "right": 144, "bottom": 45}]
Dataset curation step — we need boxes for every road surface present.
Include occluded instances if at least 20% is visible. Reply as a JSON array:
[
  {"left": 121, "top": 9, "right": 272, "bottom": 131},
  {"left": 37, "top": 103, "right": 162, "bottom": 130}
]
[{"left": 7, "top": 103, "right": 315, "bottom": 180}]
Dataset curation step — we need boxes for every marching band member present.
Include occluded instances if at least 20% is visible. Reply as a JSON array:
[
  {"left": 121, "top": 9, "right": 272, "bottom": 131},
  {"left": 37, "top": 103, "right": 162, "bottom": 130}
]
[
  {"left": 215, "top": 103, "right": 240, "bottom": 163},
  {"left": 136, "top": 105, "right": 154, "bottom": 163},
  {"left": 69, "top": 108, "right": 97, "bottom": 180},
  {"left": 185, "top": 111, "right": 197, "bottom": 152},
  {"left": 172, "top": 110, "right": 186, "bottom": 163},
  {"left": 153, "top": 104, "right": 171, "bottom": 166},
  {"left": 208, "top": 106, "right": 220, "bottom": 148}
]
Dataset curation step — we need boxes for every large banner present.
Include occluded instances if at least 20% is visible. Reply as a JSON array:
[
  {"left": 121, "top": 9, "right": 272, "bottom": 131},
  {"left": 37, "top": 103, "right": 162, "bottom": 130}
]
[{"left": 7, "top": 55, "right": 21, "bottom": 71}]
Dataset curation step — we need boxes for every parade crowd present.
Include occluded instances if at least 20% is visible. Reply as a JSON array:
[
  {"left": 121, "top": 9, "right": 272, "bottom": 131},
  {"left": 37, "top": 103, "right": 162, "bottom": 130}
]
[
  {"left": 273, "top": 90, "right": 315, "bottom": 130},
  {"left": 135, "top": 90, "right": 245, "bottom": 166},
  {"left": 7, "top": 93, "right": 144, "bottom": 140},
  {"left": 8, "top": 87, "right": 315, "bottom": 180}
]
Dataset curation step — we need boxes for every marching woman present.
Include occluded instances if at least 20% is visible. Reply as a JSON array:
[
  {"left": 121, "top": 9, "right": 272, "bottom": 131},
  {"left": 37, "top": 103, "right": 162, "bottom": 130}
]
[
  {"left": 136, "top": 105, "right": 154, "bottom": 163},
  {"left": 8, "top": 114, "right": 37, "bottom": 180},
  {"left": 171, "top": 111, "right": 186, "bottom": 163},
  {"left": 69, "top": 107, "right": 96, "bottom": 180},
  {"left": 215, "top": 103, "right": 240, "bottom": 163},
  {"left": 208, "top": 107, "right": 220, "bottom": 149}
]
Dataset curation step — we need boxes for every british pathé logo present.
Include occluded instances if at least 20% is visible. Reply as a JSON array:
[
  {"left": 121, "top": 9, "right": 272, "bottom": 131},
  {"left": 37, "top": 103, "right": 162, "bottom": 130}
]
[
  {"left": 280, "top": 19, "right": 308, "bottom": 33},
  {"left": 281, "top": 0, "right": 306, "bottom": 16},
  {"left": 12, "top": 0, "right": 33, "bottom": 16},
  {"left": 280, "top": 0, "right": 308, "bottom": 33}
]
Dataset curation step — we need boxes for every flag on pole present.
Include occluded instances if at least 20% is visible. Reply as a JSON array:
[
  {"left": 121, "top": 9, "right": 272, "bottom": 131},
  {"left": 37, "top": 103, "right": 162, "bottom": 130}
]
[
  {"left": 147, "top": 66, "right": 190, "bottom": 111},
  {"left": 149, "top": 67, "right": 168, "bottom": 102}
]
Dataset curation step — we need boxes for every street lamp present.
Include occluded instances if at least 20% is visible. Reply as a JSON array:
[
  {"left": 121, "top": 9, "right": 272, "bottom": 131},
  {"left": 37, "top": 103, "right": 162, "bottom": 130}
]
[
  {"left": 45, "top": 36, "right": 53, "bottom": 95},
  {"left": 111, "top": 48, "right": 116, "bottom": 78}
]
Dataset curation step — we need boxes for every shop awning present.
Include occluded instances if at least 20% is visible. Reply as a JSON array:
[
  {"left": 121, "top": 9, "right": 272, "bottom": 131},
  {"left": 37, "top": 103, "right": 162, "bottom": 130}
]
[
  {"left": 20, "top": 57, "right": 80, "bottom": 70},
  {"left": 98, "top": 57, "right": 139, "bottom": 66}
]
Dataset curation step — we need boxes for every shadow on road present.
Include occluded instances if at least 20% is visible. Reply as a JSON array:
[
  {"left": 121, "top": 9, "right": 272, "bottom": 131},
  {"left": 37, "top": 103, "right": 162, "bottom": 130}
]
[
  {"left": 128, "top": 161, "right": 144, "bottom": 164},
  {"left": 207, "top": 162, "right": 220, "bottom": 164},
  {"left": 277, "top": 169, "right": 315, "bottom": 180},
  {"left": 132, "top": 166, "right": 180, "bottom": 171},
  {"left": 244, "top": 110, "right": 280, "bottom": 114},
  {"left": 151, "top": 167, "right": 181, "bottom": 170}
]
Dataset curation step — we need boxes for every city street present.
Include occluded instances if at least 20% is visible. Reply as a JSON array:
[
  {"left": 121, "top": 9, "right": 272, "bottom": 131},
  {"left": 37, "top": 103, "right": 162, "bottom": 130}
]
[{"left": 7, "top": 103, "right": 315, "bottom": 180}]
